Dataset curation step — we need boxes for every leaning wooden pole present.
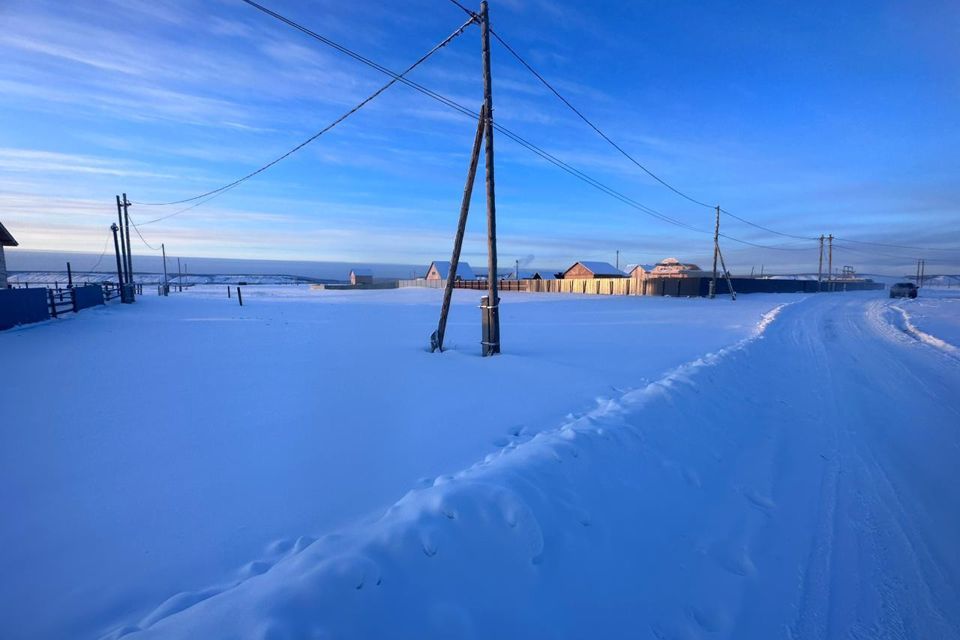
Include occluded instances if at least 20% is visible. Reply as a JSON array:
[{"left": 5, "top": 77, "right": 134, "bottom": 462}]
[
  {"left": 432, "top": 105, "right": 486, "bottom": 353},
  {"left": 480, "top": 0, "right": 500, "bottom": 356},
  {"left": 717, "top": 243, "right": 737, "bottom": 300}
]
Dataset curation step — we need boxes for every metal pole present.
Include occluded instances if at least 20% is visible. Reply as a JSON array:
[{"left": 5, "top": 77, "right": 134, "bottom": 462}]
[
  {"left": 817, "top": 234, "right": 824, "bottom": 292},
  {"left": 123, "top": 193, "right": 133, "bottom": 290},
  {"left": 433, "top": 105, "right": 486, "bottom": 353},
  {"left": 116, "top": 196, "right": 127, "bottom": 286},
  {"left": 710, "top": 205, "right": 720, "bottom": 298},
  {"left": 111, "top": 224, "right": 123, "bottom": 294},
  {"left": 480, "top": 0, "right": 500, "bottom": 356}
]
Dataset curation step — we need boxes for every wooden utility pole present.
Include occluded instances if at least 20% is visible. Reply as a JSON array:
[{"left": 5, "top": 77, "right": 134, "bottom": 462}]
[
  {"left": 616, "top": 249, "right": 620, "bottom": 271},
  {"left": 817, "top": 234, "right": 824, "bottom": 292},
  {"left": 122, "top": 194, "right": 133, "bottom": 292},
  {"left": 111, "top": 223, "right": 123, "bottom": 293},
  {"left": 480, "top": 0, "right": 500, "bottom": 356},
  {"left": 177, "top": 257, "right": 182, "bottom": 292},
  {"left": 710, "top": 205, "right": 720, "bottom": 298},
  {"left": 717, "top": 243, "right": 737, "bottom": 300},
  {"left": 432, "top": 105, "right": 486, "bottom": 353},
  {"left": 827, "top": 234, "right": 833, "bottom": 292},
  {"left": 161, "top": 243, "right": 169, "bottom": 296},
  {"left": 920, "top": 258, "right": 925, "bottom": 288},
  {"left": 67, "top": 261, "right": 73, "bottom": 289},
  {"left": 115, "top": 196, "right": 127, "bottom": 286}
]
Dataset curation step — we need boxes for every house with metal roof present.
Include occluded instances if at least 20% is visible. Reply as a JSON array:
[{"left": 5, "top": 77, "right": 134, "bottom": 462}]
[
  {"left": 0, "top": 220, "right": 18, "bottom": 288},
  {"left": 561, "top": 261, "right": 626, "bottom": 279},
  {"left": 425, "top": 260, "right": 477, "bottom": 281}
]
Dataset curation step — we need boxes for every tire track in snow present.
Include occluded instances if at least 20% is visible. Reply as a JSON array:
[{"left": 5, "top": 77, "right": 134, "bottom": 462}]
[{"left": 886, "top": 301, "right": 959, "bottom": 360}]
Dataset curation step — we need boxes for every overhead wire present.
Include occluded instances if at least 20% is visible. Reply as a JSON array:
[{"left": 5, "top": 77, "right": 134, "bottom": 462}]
[
  {"left": 477, "top": 11, "right": 960, "bottom": 253},
  {"left": 133, "top": 11, "right": 476, "bottom": 208},
  {"left": 217, "top": 1, "right": 818, "bottom": 251}
]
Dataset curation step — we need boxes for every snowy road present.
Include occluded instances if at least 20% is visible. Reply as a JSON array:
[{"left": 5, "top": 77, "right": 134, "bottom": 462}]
[{"left": 118, "top": 291, "right": 960, "bottom": 639}]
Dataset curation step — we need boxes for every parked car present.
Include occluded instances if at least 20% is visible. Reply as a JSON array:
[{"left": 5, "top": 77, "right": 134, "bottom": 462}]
[{"left": 889, "top": 282, "right": 918, "bottom": 298}]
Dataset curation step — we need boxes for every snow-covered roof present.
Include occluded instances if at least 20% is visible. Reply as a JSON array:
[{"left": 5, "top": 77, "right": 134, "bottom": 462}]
[
  {"left": 349, "top": 268, "right": 372, "bottom": 276},
  {"left": 568, "top": 261, "right": 625, "bottom": 276},
  {"left": 626, "top": 263, "right": 655, "bottom": 274},
  {"left": 504, "top": 268, "right": 558, "bottom": 280},
  {"left": 0, "top": 220, "right": 18, "bottom": 247},
  {"left": 427, "top": 261, "right": 476, "bottom": 280}
]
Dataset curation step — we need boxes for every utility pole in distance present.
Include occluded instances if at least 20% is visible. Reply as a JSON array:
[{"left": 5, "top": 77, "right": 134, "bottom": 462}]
[
  {"left": 480, "top": 0, "right": 500, "bottom": 356},
  {"left": 920, "top": 258, "right": 925, "bottom": 288},
  {"left": 616, "top": 249, "right": 620, "bottom": 272},
  {"left": 161, "top": 243, "right": 169, "bottom": 296},
  {"left": 827, "top": 234, "right": 834, "bottom": 292},
  {"left": 818, "top": 234, "right": 824, "bottom": 292},
  {"left": 709, "top": 205, "right": 720, "bottom": 298}
]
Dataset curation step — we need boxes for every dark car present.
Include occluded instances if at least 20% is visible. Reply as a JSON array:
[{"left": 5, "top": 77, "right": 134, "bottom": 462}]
[{"left": 889, "top": 282, "right": 918, "bottom": 298}]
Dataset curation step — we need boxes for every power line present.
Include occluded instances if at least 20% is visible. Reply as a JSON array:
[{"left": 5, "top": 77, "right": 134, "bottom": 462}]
[
  {"left": 132, "top": 1, "right": 813, "bottom": 252},
  {"left": 238, "top": 1, "right": 818, "bottom": 251},
  {"left": 481, "top": 18, "right": 960, "bottom": 253},
  {"left": 128, "top": 214, "right": 162, "bottom": 249},
  {"left": 78, "top": 232, "right": 112, "bottom": 276},
  {"left": 134, "top": 11, "right": 476, "bottom": 208},
  {"left": 832, "top": 235, "right": 958, "bottom": 253}
]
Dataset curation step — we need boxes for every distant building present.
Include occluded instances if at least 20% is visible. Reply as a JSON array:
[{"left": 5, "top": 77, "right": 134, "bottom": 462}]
[
  {"left": 425, "top": 260, "right": 477, "bottom": 281},
  {"left": 0, "top": 220, "right": 18, "bottom": 288},
  {"left": 504, "top": 268, "right": 558, "bottom": 280},
  {"left": 349, "top": 268, "right": 373, "bottom": 285},
  {"left": 626, "top": 263, "right": 655, "bottom": 281},
  {"left": 649, "top": 257, "right": 704, "bottom": 278},
  {"left": 561, "top": 261, "right": 626, "bottom": 279}
]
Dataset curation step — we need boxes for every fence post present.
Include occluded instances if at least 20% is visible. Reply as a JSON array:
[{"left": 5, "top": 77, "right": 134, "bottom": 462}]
[
  {"left": 71, "top": 288, "right": 78, "bottom": 313},
  {"left": 237, "top": 287, "right": 243, "bottom": 306},
  {"left": 228, "top": 286, "right": 231, "bottom": 299},
  {"left": 48, "top": 289, "right": 57, "bottom": 318}
]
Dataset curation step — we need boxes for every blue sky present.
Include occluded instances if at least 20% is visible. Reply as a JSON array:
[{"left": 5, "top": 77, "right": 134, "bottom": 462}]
[{"left": 1, "top": 0, "right": 958, "bottom": 274}]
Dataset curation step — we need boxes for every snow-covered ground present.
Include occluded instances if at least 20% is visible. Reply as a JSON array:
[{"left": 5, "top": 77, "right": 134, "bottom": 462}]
[
  {"left": 115, "top": 291, "right": 960, "bottom": 639},
  {"left": 889, "top": 288, "right": 960, "bottom": 355},
  {"left": 0, "top": 287, "right": 804, "bottom": 639}
]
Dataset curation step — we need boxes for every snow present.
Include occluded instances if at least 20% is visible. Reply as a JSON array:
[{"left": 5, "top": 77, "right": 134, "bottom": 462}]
[
  {"left": 890, "top": 289, "right": 960, "bottom": 354},
  {"left": 0, "top": 286, "right": 803, "bottom": 639},
  {"left": 83, "top": 290, "right": 960, "bottom": 639}
]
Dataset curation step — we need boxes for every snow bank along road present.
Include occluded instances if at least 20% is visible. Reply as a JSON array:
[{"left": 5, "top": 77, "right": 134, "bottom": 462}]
[
  {"left": 0, "top": 288, "right": 799, "bottom": 639},
  {"left": 3, "top": 288, "right": 959, "bottom": 638}
]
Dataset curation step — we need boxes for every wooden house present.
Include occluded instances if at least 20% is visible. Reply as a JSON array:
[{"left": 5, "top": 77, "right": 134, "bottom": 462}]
[
  {"left": 561, "top": 261, "right": 626, "bottom": 279},
  {"left": 0, "top": 220, "right": 18, "bottom": 288},
  {"left": 425, "top": 260, "right": 476, "bottom": 281},
  {"left": 349, "top": 268, "right": 373, "bottom": 285},
  {"left": 626, "top": 263, "right": 655, "bottom": 282}
]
